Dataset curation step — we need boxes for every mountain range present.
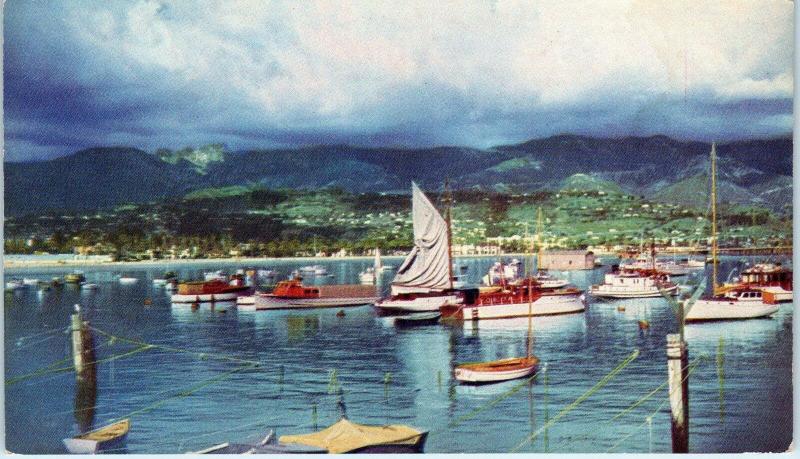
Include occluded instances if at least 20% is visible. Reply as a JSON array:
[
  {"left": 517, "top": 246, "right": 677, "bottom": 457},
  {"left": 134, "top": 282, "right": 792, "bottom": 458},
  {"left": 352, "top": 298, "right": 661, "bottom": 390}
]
[{"left": 5, "top": 135, "right": 792, "bottom": 217}]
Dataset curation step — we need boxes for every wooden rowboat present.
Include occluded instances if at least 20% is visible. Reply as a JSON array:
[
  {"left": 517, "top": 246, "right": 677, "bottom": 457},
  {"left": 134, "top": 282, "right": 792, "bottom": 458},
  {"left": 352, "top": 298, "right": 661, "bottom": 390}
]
[
  {"left": 454, "top": 356, "right": 539, "bottom": 384},
  {"left": 63, "top": 419, "right": 130, "bottom": 454}
]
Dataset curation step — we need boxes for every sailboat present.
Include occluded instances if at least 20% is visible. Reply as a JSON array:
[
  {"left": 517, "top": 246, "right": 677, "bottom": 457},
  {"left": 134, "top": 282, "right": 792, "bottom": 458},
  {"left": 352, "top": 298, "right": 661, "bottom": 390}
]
[
  {"left": 454, "top": 238, "right": 539, "bottom": 384},
  {"left": 684, "top": 142, "right": 779, "bottom": 322},
  {"left": 373, "top": 183, "right": 462, "bottom": 313},
  {"left": 359, "top": 248, "right": 395, "bottom": 284}
]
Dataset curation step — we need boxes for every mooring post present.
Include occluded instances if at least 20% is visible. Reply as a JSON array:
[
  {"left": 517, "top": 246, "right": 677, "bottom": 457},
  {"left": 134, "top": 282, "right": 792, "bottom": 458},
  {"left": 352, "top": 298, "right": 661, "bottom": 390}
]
[
  {"left": 71, "top": 304, "right": 97, "bottom": 433},
  {"left": 667, "top": 333, "right": 689, "bottom": 453},
  {"left": 71, "top": 304, "right": 97, "bottom": 382},
  {"left": 71, "top": 304, "right": 86, "bottom": 376}
]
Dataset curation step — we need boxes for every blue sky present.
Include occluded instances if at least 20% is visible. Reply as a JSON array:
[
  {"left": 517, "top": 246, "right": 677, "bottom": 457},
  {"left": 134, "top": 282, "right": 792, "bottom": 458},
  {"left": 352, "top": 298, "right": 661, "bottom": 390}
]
[{"left": 3, "top": 0, "right": 793, "bottom": 161}]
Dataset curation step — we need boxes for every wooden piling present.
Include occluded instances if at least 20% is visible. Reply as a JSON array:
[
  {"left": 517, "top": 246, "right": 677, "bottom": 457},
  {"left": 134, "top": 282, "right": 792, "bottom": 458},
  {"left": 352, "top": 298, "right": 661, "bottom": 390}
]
[
  {"left": 666, "top": 333, "right": 689, "bottom": 453},
  {"left": 71, "top": 304, "right": 97, "bottom": 433},
  {"left": 71, "top": 304, "right": 96, "bottom": 384}
]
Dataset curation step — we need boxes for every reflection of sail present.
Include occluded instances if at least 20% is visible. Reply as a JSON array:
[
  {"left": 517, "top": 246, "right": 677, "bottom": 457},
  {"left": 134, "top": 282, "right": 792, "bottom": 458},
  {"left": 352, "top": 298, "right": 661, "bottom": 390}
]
[{"left": 391, "top": 183, "right": 451, "bottom": 294}]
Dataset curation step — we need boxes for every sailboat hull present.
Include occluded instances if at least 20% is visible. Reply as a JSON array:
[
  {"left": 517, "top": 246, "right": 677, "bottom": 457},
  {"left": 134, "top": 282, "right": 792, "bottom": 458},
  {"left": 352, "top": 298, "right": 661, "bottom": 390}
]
[
  {"left": 375, "top": 294, "right": 460, "bottom": 313},
  {"left": 685, "top": 299, "right": 779, "bottom": 322}
]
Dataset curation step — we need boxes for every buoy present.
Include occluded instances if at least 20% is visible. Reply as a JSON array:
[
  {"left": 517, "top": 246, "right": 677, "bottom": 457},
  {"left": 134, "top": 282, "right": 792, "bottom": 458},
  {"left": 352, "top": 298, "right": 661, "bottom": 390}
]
[
  {"left": 191, "top": 303, "right": 199, "bottom": 311},
  {"left": 638, "top": 320, "right": 650, "bottom": 329},
  {"left": 143, "top": 298, "right": 152, "bottom": 306},
  {"left": 336, "top": 310, "right": 346, "bottom": 318},
  {"left": 218, "top": 309, "right": 227, "bottom": 314},
  {"left": 617, "top": 305, "right": 626, "bottom": 312}
]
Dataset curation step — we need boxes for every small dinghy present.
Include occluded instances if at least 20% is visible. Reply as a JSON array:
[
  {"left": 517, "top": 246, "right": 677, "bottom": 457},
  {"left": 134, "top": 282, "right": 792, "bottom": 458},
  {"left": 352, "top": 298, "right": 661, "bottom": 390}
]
[
  {"left": 80, "top": 283, "right": 99, "bottom": 290},
  {"left": 119, "top": 277, "right": 138, "bottom": 285},
  {"left": 63, "top": 419, "right": 130, "bottom": 454},
  {"left": 454, "top": 356, "right": 539, "bottom": 384},
  {"left": 394, "top": 312, "right": 441, "bottom": 327}
]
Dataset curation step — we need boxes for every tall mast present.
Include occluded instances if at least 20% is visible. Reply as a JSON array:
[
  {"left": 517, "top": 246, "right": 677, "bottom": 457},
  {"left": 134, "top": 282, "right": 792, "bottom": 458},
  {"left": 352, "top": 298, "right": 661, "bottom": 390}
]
[
  {"left": 527, "top": 224, "right": 534, "bottom": 360},
  {"left": 711, "top": 142, "right": 718, "bottom": 294},
  {"left": 444, "top": 179, "right": 454, "bottom": 290},
  {"left": 536, "top": 207, "right": 543, "bottom": 271}
]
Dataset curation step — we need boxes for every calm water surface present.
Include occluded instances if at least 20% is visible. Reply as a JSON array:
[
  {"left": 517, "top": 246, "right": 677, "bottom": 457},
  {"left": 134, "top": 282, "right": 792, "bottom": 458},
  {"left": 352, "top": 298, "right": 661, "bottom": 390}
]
[{"left": 4, "top": 256, "right": 792, "bottom": 453}]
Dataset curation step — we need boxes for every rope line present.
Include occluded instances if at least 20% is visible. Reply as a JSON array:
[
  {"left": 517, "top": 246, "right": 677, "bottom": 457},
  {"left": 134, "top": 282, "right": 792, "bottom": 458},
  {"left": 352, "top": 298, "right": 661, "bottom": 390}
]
[
  {"left": 5, "top": 341, "right": 152, "bottom": 386},
  {"left": 104, "top": 363, "right": 258, "bottom": 424},
  {"left": 90, "top": 326, "right": 262, "bottom": 366},
  {"left": 509, "top": 349, "right": 640, "bottom": 453},
  {"left": 610, "top": 353, "right": 707, "bottom": 422},
  {"left": 605, "top": 353, "right": 708, "bottom": 453}
]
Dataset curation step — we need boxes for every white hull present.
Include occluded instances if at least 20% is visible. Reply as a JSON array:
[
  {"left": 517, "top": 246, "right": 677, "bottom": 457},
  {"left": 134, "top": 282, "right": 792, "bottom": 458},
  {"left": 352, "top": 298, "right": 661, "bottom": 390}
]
[
  {"left": 153, "top": 279, "right": 168, "bottom": 286},
  {"left": 538, "top": 279, "right": 569, "bottom": 289},
  {"left": 454, "top": 364, "right": 536, "bottom": 383},
  {"left": 119, "top": 278, "right": 138, "bottom": 285},
  {"left": 237, "top": 295, "right": 256, "bottom": 305},
  {"left": 685, "top": 298, "right": 779, "bottom": 322},
  {"left": 375, "top": 294, "right": 460, "bottom": 313},
  {"left": 247, "top": 295, "right": 378, "bottom": 310},
  {"left": 171, "top": 292, "right": 241, "bottom": 303},
  {"left": 22, "top": 278, "right": 40, "bottom": 286},
  {"left": 590, "top": 285, "right": 678, "bottom": 299},
  {"left": 457, "top": 294, "right": 585, "bottom": 320},
  {"left": 63, "top": 438, "right": 101, "bottom": 454}
]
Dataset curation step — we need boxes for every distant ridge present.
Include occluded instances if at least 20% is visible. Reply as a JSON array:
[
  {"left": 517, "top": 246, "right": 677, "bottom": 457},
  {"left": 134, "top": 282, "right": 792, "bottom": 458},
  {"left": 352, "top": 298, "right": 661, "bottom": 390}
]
[{"left": 4, "top": 135, "right": 791, "bottom": 216}]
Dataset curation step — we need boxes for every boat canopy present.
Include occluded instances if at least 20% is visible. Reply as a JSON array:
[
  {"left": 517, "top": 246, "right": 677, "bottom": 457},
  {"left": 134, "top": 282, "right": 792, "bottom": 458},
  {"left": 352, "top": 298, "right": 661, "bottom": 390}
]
[
  {"left": 391, "top": 182, "right": 451, "bottom": 295},
  {"left": 279, "top": 419, "right": 424, "bottom": 454}
]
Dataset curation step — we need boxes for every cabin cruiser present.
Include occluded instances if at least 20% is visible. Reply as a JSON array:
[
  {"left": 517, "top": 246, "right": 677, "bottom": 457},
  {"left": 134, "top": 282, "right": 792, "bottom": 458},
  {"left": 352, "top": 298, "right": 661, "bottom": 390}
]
[
  {"left": 439, "top": 280, "right": 585, "bottom": 320},
  {"left": 685, "top": 286, "right": 779, "bottom": 322},
  {"left": 620, "top": 253, "right": 695, "bottom": 276},
  {"left": 590, "top": 268, "right": 678, "bottom": 299},
  {"left": 531, "top": 271, "right": 569, "bottom": 289}
]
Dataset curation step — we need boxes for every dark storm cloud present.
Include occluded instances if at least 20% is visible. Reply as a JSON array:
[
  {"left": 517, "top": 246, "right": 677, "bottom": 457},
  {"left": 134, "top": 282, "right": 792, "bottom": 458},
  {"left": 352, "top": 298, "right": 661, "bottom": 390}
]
[{"left": 3, "top": 1, "right": 793, "bottom": 161}]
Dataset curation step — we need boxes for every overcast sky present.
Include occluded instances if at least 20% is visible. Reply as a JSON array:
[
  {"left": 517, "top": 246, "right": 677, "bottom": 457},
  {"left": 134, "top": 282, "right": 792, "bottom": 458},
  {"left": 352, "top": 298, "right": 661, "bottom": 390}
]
[{"left": 3, "top": 0, "right": 793, "bottom": 161}]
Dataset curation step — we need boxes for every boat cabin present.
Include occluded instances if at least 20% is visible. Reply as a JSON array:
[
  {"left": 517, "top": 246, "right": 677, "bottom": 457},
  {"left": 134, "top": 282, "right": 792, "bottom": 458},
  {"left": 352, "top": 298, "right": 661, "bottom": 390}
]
[
  {"left": 271, "top": 279, "right": 321, "bottom": 299},
  {"left": 740, "top": 264, "right": 792, "bottom": 290}
]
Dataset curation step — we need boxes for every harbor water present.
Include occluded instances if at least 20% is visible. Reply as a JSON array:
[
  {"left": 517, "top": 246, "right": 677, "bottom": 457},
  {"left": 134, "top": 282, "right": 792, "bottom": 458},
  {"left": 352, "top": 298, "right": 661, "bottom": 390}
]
[{"left": 4, "top": 256, "right": 792, "bottom": 453}]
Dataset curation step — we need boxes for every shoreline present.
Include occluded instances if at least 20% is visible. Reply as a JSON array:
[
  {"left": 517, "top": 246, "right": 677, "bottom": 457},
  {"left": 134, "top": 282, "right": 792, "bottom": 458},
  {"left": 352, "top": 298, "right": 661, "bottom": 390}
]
[
  {"left": 4, "top": 253, "right": 573, "bottom": 271},
  {"left": 6, "top": 249, "right": 785, "bottom": 271}
]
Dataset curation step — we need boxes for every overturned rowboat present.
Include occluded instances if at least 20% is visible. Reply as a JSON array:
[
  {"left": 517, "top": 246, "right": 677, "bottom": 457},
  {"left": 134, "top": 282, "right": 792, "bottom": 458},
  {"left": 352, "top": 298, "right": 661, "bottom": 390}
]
[{"left": 63, "top": 419, "right": 130, "bottom": 454}]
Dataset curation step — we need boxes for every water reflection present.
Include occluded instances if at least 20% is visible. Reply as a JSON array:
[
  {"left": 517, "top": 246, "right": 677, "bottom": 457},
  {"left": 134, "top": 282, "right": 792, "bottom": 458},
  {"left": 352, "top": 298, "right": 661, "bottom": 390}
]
[{"left": 3, "top": 255, "right": 793, "bottom": 454}]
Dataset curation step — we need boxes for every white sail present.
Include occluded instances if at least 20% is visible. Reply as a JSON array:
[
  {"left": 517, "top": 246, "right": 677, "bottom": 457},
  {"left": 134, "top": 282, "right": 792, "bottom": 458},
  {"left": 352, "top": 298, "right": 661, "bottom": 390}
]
[
  {"left": 391, "top": 182, "right": 452, "bottom": 294},
  {"left": 374, "top": 248, "right": 382, "bottom": 270}
]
